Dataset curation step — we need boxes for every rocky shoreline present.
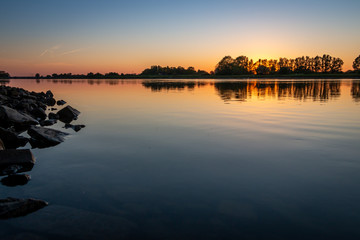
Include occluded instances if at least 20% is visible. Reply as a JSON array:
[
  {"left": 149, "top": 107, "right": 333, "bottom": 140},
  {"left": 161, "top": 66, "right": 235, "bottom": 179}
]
[{"left": 0, "top": 85, "right": 85, "bottom": 219}]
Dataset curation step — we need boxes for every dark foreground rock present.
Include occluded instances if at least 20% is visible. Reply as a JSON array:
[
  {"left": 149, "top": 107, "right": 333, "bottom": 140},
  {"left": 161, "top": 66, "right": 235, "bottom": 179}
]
[
  {"left": 65, "top": 123, "right": 86, "bottom": 132},
  {"left": 0, "top": 149, "right": 35, "bottom": 176},
  {"left": 57, "top": 100, "right": 66, "bottom": 105},
  {"left": 0, "top": 197, "right": 48, "bottom": 219},
  {"left": 0, "top": 105, "right": 38, "bottom": 128},
  {"left": 0, "top": 139, "right": 4, "bottom": 150},
  {"left": 0, "top": 127, "right": 28, "bottom": 149},
  {"left": 1, "top": 174, "right": 31, "bottom": 187},
  {"left": 39, "top": 119, "right": 57, "bottom": 127},
  {"left": 28, "top": 126, "right": 68, "bottom": 148},
  {"left": 57, "top": 105, "right": 80, "bottom": 123},
  {"left": 48, "top": 112, "right": 59, "bottom": 120}
]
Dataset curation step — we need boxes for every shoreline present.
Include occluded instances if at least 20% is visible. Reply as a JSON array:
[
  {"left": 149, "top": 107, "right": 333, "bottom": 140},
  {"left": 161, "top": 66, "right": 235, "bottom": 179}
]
[{"left": 7, "top": 73, "right": 360, "bottom": 80}]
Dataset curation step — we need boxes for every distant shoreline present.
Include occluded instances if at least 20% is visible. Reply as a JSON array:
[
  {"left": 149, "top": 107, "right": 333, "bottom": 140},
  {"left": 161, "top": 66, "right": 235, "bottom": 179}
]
[{"left": 8, "top": 73, "right": 360, "bottom": 80}]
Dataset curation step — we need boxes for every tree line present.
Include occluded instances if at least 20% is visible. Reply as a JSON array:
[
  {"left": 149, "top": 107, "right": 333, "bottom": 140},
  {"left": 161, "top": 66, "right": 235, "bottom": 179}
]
[
  {"left": 1, "top": 54, "right": 360, "bottom": 78},
  {"left": 215, "top": 54, "right": 347, "bottom": 75},
  {"left": 140, "top": 65, "right": 209, "bottom": 76}
]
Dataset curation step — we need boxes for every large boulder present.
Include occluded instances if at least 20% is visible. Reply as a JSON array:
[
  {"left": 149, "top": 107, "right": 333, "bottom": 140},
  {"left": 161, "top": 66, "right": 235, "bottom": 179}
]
[
  {"left": 1, "top": 174, "right": 31, "bottom": 187},
  {"left": 0, "top": 149, "right": 35, "bottom": 176},
  {"left": 57, "top": 105, "right": 80, "bottom": 123},
  {"left": 0, "top": 105, "right": 38, "bottom": 128},
  {"left": 28, "top": 126, "right": 68, "bottom": 148},
  {"left": 0, "top": 127, "right": 28, "bottom": 149},
  {"left": 46, "top": 97, "right": 56, "bottom": 106},
  {"left": 30, "top": 107, "right": 47, "bottom": 120},
  {"left": 0, "top": 197, "right": 48, "bottom": 219}
]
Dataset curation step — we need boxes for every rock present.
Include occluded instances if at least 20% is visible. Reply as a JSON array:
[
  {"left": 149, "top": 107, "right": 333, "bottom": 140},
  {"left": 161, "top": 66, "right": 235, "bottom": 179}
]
[
  {"left": 1, "top": 174, "right": 31, "bottom": 187},
  {"left": 45, "top": 90, "right": 53, "bottom": 98},
  {"left": 0, "top": 105, "right": 38, "bottom": 128},
  {"left": 28, "top": 126, "right": 68, "bottom": 148},
  {"left": 0, "top": 149, "right": 35, "bottom": 176},
  {"left": 39, "top": 119, "right": 57, "bottom": 127},
  {"left": 57, "top": 105, "right": 80, "bottom": 123},
  {"left": 57, "top": 100, "right": 66, "bottom": 106},
  {"left": 0, "top": 127, "right": 29, "bottom": 149},
  {"left": 48, "top": 112, "right": 59, "bottom": 120},
  {"left": 0, "top": 138, "right": 4, "bottom": 150},
  {"left": 31, "top": 107, "right": 47, "bottom": 120},
  {"left": 64, "top": 123, "right": 85, "bottom": 132},
  {"left": 46, "top": 97, "right": 56, "bottom": 106},
  {"left": 0, "top": 197, "right": 48, "bottom": 219}
]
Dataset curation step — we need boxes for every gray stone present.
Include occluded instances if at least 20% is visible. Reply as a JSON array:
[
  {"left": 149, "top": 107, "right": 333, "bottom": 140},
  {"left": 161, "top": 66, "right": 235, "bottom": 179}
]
[
  {"left": 57, "top": 100, "right": 66, "bottom": 105},
  {"left": 0, "top": 138, "right": 4, "bottom": 150},
  {"left": 1, "top": 174, "right": 31, "bottom": 187},
  {"left": 57, "top": 105, "right": 80, "bottom": 123},
  {"left": 39, "top": 119, "right": 57, "bottom": 127},
  {"left": 0, "top": 149, "right": 35, "bottom": 176},
  {"left": 28, "top": 126, "right": 68, "bottom": 148},
  {"left": 0, "top": 105, "right": 38, "bottom": 127},
  {"left": 0, "top": 197, "right": 48, "bottom": 219},
  {"left": 64, "top": 123, "right": 86, "bottom": 132},
  {"left": 0, "top": 127, "right": 28, "bottom": 149},
  {"left": 46, "top": 97, "right": 56, "bottom": 106},
  {"left": 31, "top": 107, "right": 47, "bottom": 120},
  {"left": 48, "top": 112, "right": 59, "bottom": 120}
]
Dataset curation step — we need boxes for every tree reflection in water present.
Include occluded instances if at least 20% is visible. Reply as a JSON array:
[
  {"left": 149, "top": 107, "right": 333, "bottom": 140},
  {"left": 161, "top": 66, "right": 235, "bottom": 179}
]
[{"left": 214, "top": 80, "right": 341, "bottom": 102}]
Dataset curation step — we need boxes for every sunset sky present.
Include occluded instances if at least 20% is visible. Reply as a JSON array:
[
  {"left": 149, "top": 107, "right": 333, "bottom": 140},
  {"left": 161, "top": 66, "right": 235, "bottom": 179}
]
[{"left": 1, "top": 0, "right": 359, "bottom": 76}]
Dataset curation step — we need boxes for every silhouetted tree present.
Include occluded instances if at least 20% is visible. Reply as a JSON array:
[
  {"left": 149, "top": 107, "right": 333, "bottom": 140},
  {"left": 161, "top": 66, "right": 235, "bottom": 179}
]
[
  {"left": 215, "top": 56, "right": 236, "bottom": 75},
  {"left": 234, "top": 56, "right": 250, "bottom": 74},
  {"left": 256, "top": 65, "right": 270, "bottom": 75},
  {"left": 313, "top": 56, "right": 322, "bottom": 73},
  {"left": 331, "top": 58, "right": 344, "bottom": 73},
  {"left": 353, "top": 55, "right": 360, "bottom": 71},
  {"left": 0, "top": 71, "right": 10, "bottom": 79},
  {"left": 322, "top": 54, "right": 332, "bottom": 73}
]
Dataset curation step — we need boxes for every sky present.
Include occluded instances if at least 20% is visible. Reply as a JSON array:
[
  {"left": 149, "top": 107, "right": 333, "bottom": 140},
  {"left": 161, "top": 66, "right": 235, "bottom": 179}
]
[{"left": 0, "top": 0, "right": 359, "bottom": 76}]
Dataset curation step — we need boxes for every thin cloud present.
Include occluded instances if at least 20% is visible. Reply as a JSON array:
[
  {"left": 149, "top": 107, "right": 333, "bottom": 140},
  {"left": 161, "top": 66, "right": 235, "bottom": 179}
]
[
  {"left": 40, "top": 44, "right": 62, "bottom": 57},
  {"left": 60, "top": 48, "right": 84, "bottom": 56}
]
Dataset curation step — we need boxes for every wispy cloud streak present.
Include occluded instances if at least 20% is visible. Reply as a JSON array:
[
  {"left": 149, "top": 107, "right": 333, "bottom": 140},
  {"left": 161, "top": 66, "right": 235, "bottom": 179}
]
[
  {"left": 40, "top": 44, "right": 62, "bottom": 57},
  {"left": 60, "top": 48, "right": 83, "bottom": 56}
]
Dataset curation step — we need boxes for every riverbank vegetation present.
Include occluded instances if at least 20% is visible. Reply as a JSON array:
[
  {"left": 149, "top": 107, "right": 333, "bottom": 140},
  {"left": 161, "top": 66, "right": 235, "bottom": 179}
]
[{"left": 3, "top": 54, "right": 360, "bottom": 79}]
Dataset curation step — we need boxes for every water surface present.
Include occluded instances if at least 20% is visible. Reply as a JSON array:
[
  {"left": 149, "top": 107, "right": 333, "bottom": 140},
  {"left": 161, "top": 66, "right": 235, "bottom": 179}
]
[{"left": 1, "top": 79, "right": 360, "bottom": 239}]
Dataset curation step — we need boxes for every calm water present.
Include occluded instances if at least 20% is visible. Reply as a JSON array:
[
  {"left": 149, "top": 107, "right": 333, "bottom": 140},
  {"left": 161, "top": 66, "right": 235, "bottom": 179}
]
[{"left": 1, "top": 79, "right": 360, "bottom": 240}]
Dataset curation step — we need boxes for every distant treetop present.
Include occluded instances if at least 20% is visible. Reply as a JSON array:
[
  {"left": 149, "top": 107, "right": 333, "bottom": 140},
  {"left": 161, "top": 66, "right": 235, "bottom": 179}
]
[
  {"left": 0, "top": 71, "right": 10, "bottom": 79},
  {"left": 215, "top": 54, "right": 344, "bottom": 75}
]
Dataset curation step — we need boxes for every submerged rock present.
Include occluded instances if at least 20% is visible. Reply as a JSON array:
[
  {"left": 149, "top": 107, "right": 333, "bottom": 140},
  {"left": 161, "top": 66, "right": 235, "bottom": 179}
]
[
  {"left": 0, "top": 149, "right": 35, "bottom": 176},
  {"left": 57, "top": 100, "right": 66, "bottom": 106},
  {"left": 1, "top": 174, "right": 31, "bottom": 187},
  {"left": 0, "top": 105, "right": 38, "bottom": 128},
  {"left": 28, "top": 126, "right": 68, "bottom": 148},
  {"left": 0, "top": 197, "right": 48, "bottom": 219},
  {"left": 64, "top": 123, "right": 86, "bottom": 132},
  {"left": 57, "top": 105, "right": 80, "bottom": 123},
  {"left": 0, "top": 127, "right": 28, "bottom": 149}
]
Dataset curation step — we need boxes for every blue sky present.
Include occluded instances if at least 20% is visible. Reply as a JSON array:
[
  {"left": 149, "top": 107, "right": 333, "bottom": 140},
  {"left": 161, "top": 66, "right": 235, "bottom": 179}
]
[{"left": 1, "top": 0, "right": 359, "bottom": 75}]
